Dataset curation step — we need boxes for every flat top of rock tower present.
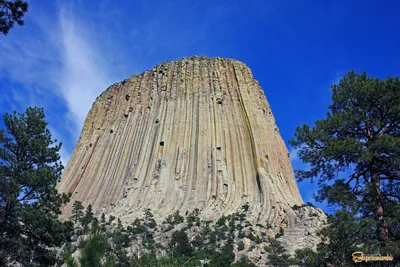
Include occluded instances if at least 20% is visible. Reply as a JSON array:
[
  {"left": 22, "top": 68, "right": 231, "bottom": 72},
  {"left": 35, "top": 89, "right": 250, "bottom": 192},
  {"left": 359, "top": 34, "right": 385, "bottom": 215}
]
[{"left": 115, "top": 56, "right": 252, "bottom": 89}]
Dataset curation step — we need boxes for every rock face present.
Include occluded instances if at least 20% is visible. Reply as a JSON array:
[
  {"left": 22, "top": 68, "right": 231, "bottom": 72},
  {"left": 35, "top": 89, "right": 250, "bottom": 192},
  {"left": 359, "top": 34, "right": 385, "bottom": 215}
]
[{"left": 58, "top": 56, "right": 326, "bottom": 251}]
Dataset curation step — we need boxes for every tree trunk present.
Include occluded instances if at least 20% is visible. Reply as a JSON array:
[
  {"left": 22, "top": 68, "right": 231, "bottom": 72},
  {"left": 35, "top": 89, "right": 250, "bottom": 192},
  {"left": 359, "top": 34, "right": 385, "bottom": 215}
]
[{"left": 371, "top": 173, "right": 389, "bottom": 244}]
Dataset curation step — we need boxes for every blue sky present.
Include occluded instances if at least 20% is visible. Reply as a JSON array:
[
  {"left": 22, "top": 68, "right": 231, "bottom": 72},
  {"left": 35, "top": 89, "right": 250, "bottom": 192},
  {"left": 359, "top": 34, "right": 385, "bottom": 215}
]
[{"left": 1, "top": 0, "right": 399, "bottom": 212}]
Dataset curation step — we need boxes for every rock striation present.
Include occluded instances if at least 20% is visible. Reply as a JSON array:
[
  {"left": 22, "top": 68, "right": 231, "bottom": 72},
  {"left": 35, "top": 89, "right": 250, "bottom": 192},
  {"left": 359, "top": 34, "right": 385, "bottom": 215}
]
[{"left": 58, "top": 56, "right": 326, "bottom": 252}]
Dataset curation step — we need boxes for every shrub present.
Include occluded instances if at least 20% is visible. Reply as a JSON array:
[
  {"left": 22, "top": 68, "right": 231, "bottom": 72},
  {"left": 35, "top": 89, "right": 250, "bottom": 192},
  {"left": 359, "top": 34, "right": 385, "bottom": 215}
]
[
  {"left": 275, "top": 228, "right": 284, "bottom": 238},
  {"left": 238, "top": 240, "right": 245, "bottom": 251}
]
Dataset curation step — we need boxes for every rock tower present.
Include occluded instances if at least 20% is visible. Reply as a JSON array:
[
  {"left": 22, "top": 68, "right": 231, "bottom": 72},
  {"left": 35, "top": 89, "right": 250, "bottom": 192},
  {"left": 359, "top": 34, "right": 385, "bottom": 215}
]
[{"left": 58, "top": 56, "right": 325, "bottom": 251}]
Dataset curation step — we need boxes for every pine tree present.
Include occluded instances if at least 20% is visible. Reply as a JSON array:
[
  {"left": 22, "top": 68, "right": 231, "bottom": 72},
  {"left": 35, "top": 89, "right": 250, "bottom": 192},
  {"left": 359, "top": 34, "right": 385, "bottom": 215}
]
[
  {"left": 293, "top": 247, "right": 317, "bottom": 267},
  {"left": 82, "top": 204, "right": 94, "bottom": 233},
  {"left": 0, "top": 0, "right": 28, "bottom": 35},
  {"left": 108, "top": 215, "right": 116, "bottom": 225},
  {"left": 143, "top": 208, "right": 157, "bottom": 229},
  {"left": 170, "top": 229, "right": 193, "bottom": 257},
  {"left": 101, "top": 213, "right": 107, "bottom": 232},
  {"left": 312, "top": 211, "right": 364, "bottom": 266},
  {"left": 63, "top": 208, "right": 266, "bottom": 266},
  {"left": 78, "top": 231, "right": 115, "bottom": 267},
  {"left": 71, "top": 200, "right": 84, "bottom": 224},
  {"left": 92, "top": 217, "right": 100, "bottom": 233},
  {"left": 264, "top": 238, "right": 295, "bottom": 267},
  {"left": 63, "top": 253, "right": 78, "bottom": 267},
  {"left": 290, "top": 71, "right": 400, "bottom": 262},
  {"left": 0, "top": 107, "right": 73, "bottom": 265}
]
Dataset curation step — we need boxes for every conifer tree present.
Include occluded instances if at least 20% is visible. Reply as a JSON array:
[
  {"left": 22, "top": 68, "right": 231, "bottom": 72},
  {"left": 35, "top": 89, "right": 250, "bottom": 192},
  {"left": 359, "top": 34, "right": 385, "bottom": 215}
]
[
  {"left": 170, "top": 229, "right": 193, "bottom": 257},
  {"left": 78, "top": 231, "right": 115, "bottom": 267},
  {"left": 293, "top": 247, "right": 317, "bottom": 267},
  {"left": 71, "top": 200, "right": 84, "bottom": 224},
  {"left": 264, "top": 238, "right": 294, "bottom": 267},
  {"left": 290, "top": 71, "right": 400, "bottom": 262},
  {"left": 101, "top": 213, "right": 107, "bottom": 232},
  {"left": 82, "top": 204, "right": 94, "bottom": 233},
  {"left": 143, "top": 208, "right": 157, "bottom": 229},
  {"left": 0, "top": 0, "right": 28, "bottom": 35},
  {"left": 0, "top": 107, "right": 73, "bottom": 265}
]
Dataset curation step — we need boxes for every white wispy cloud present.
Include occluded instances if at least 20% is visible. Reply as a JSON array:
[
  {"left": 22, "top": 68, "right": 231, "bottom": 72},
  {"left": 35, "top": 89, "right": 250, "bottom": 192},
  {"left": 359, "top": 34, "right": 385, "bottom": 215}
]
[
  {"left": 0, "top": 3, "right": 127, "bottom": 165},
  {"left": 56, "top": 7, "right": 114, "bottom": 133}
]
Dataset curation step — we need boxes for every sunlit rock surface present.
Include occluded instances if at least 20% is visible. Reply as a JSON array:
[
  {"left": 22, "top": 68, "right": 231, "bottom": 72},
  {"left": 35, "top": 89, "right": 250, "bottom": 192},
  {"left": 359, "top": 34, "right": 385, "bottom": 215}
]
[{"left": 58, "top": 56, "right": 326, "bottom": 252}]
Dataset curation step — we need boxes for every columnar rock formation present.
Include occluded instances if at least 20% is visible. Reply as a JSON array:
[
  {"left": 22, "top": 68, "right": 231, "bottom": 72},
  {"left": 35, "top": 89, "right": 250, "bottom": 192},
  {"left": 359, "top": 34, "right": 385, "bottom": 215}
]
[{"left": 58, "top": 56, "right": 326, "bottom": 250}]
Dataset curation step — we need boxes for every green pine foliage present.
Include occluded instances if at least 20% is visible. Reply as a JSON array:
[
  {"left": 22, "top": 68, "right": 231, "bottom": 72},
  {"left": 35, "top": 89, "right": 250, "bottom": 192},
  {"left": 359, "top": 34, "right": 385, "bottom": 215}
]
[
  {"left": 82, "top": 204, "right": 94, "bottom": 233},
  {"left": 232, "top": 257, "right": 259, "bottom": 267},
  {"left": 290, "top": 71, "right": 400, "bottom": 265},
  {"left": 312, "top": 210, "right": 363, "bottom": 266},
  {"left": 264, "top": 238, "right": 296, "bottom": 267},
  {"left": 238, "top": 240, "right": 245, "bottom": 251},
  {"left": 162, "top": 210, "right": 185, "bottom": 232},
  {"left": 62, "top": 205, "right": 271, "bottom": 266},
  {"left": 275, "top": 228, "right": 284, "bottom": 239},
  {"left": 0, "top": 107, "right": 73, "bottom": 266},
  {"left": 78, "top": 231, "right": 116, "bottom": 267},
  {"left": 71, "top": 201, "right": 84, "bottom": 224},
  {"left": 0, "top": 0, "right": 28, "bottom": 35},
  {"left": 293, "top": 247, "right": 318, "bottom": 267},
  {"left": 170, "top": 229, "right": 193, "bottom": 257},
  {"left": 186, "top": 208, "right": 200, "bottom": 227},
  {"left": 143, "top": 208, "right": 157, "bottom": 229}
]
